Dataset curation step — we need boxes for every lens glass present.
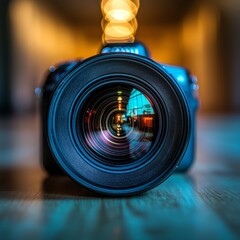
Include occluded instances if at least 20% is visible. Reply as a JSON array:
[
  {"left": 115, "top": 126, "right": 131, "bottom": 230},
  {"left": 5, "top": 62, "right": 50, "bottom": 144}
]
[{"left": 78, "top": 83, "right": 159, "bottom": 164}]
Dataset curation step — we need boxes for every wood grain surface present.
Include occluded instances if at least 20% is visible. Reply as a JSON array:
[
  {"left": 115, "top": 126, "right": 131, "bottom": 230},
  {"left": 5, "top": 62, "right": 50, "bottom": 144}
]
[{"left": 0, "top": 114, "right": 239, "bottom": 240}]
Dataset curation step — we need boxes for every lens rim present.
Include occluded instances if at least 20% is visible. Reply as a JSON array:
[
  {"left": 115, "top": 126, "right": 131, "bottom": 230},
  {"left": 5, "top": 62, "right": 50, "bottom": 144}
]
[{"left": 47, "top": 53, "right": 191, "bottom": 196}]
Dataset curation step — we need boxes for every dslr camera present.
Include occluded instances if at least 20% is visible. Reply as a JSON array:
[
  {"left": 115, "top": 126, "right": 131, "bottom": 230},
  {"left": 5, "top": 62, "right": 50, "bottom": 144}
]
[{"left": 40, "top": 42, "right": 198, "bottom": 196}]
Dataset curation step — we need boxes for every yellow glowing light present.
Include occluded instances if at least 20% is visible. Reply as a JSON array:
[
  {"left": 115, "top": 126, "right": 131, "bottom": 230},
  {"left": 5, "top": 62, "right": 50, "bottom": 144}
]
[
  {"left": 107, "top": 9, "right": 135, "bottom": 22},
  {"left": 101, "top": 0, "right": 140, "bottom": 44},
  {"left": 118, "top": 96, "right": 122, "bottom": 101},
  {"left": 104, "top": 22, "right": 135, "bottom": 38},
  {"left": 102, "top": 0, "right": 139, "bottom": 21}
]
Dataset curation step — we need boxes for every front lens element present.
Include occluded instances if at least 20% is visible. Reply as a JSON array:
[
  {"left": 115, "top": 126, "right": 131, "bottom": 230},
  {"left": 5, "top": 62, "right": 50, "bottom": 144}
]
[{"left": 78, "top": 84, "right": 159, "bottom": 164}]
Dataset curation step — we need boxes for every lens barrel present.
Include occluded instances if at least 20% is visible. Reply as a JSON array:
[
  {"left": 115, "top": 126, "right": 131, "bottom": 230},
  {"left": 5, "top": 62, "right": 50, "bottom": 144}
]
[{"left": 47, "top": 53, "right": 190, "bottom": 196}]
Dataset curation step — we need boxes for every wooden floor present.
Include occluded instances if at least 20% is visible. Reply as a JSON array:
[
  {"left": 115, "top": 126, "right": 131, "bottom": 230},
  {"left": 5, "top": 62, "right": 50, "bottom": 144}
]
[{"left": 0, "top": 114, "right": 239, "bottom": 240}]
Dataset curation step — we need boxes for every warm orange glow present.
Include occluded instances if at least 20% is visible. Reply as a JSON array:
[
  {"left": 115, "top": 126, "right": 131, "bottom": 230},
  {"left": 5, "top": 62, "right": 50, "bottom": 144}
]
[
  {"left": 101, "top": 0, "right": 140, "bottom": 43},
  {"left": 105, "top": 22, "right": 133, "bottom": 37},
  {"left": 102, "top": 0, "right": 139, "bottom": 22},
  {"left": 102, "top": 18, "right": 138, "bottom": 42},
  {"left": 106, "top": 9, "right": 135, "bottom": 22},
  {"left": 143, "top": 117, "right": 153, "bottom": 128}
]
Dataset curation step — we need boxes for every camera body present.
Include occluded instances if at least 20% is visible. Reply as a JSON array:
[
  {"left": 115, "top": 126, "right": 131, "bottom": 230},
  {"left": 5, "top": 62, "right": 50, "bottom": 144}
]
[{"left": 40, "top": 42, "right": 198, "bottom": 194}]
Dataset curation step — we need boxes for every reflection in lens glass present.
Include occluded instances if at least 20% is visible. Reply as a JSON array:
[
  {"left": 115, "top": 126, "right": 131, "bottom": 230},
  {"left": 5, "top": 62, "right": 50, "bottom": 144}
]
[{"left": 80, "top": 84, "right": 158, "bottom": 164}]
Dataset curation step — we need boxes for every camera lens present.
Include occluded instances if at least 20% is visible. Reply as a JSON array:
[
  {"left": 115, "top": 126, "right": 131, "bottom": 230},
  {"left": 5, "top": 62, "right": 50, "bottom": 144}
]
[
  {"left": 76, "top": 83, "right": 160, "bottom": 166},
  {"left": 47, "top": 54, "right": 190, "bottom": 195}
]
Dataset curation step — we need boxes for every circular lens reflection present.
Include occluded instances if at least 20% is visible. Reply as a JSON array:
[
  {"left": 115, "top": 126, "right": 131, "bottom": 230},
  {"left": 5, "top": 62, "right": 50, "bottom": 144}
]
[{"left": 79, "top": 84, "right": 158, "bottom": 163}]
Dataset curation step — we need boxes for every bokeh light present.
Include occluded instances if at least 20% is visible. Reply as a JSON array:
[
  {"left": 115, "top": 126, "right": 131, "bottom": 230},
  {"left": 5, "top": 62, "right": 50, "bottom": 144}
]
[{"left": 101, "top": 0, "right": 140, "bottom": 43}]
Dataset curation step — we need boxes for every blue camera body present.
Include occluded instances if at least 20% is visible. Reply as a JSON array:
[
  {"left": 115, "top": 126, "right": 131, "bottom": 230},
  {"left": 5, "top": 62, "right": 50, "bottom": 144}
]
[{"left": 160, "top": 64, "right": 198, "bottom": 170}]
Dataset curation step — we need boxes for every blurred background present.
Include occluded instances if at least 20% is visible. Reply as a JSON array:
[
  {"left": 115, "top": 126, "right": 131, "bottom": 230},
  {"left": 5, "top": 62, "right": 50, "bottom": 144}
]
[
  {"left": 0, "top": 2, "right": 240, "bottom": 238},
  {"left": 0, "top": 0, "right": 240, "bottom": 115}
]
